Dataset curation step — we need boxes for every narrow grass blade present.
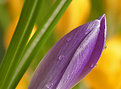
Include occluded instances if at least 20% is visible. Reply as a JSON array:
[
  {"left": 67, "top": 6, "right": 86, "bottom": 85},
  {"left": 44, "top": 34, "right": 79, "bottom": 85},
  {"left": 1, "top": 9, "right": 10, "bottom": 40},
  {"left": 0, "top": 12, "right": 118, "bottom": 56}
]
[
  {"left": 0, "top": 0, "right": 43, "bottom": 88},
  {"left": 0, "top": 0, "right": 72, "bottom": 89}
]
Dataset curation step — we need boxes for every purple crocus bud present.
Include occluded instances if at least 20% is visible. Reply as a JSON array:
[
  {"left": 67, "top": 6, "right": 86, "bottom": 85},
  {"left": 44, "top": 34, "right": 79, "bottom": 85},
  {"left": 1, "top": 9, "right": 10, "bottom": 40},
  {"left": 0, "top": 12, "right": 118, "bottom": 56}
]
[{"left": 28, "top": 14, "right": 107, "bottom": 89}]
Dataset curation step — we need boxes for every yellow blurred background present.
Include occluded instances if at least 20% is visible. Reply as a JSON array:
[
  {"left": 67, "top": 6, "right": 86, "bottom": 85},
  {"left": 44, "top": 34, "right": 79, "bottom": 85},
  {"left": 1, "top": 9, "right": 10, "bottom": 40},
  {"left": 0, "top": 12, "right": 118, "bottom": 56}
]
[{"left": 0, "top": 0, "right": 121, "bottom": 89}]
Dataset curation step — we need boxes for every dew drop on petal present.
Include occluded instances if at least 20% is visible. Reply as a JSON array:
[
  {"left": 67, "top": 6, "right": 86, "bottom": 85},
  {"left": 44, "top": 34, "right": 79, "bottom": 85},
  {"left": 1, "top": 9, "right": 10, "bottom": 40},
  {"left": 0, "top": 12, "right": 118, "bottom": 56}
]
[
  {"left": 85, "top": 31, "right": 89, "bottom": 35},
  {"left": 94, "top": 64, "right": 97, "bottom": 68},
  {"left": 66, "top": 37, "right": 71, "bottom": 42},
  {"left": 91, "top": 64, "right": 94, "bottom": 68},
  {"left": 103, "top": 44, "right": 107, "bottom": 49},
  {"left": 58, "top": 55, "right": 65, "bottom": 61},
  {"left": 91, "top": 64, "right": 97, "bottom": 68},
  {"left": 45, "top": 82, "right": 53, "bottom": 89}
]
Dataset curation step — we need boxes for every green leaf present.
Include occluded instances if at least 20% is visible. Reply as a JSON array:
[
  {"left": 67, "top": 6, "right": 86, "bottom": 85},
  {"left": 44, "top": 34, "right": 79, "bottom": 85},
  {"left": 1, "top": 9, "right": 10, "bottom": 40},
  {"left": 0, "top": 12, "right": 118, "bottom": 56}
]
[
  {"left": 8, "top": 0, "right": 72, "bottom": 88},
  {"left": 0, "top": 5, "right": 10, "bottom": 31},
  {"left": 0, "top": 0, "right": 43, "bottom": 88},
  {"left": 0, "top": 0, "right": 72, "bottom": 89},
  {"left": 0, "top": 29, "right": 5, "bottom": 63},
  {"left": 36, "top": 0, "right": 53, "bottom": 25},
  {"left": 88, "top": 0, "right": 104, "bottom": 21}
]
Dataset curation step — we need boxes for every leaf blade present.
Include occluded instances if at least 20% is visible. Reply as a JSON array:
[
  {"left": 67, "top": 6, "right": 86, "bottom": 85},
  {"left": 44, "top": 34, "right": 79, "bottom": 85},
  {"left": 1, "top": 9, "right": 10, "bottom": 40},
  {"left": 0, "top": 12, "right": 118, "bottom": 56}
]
[
  {"left": 6, "top": 0, "right": 72, "bottom": 89},
  {"left": 0, "top": 0, "right": 43, "bottom": 88}
]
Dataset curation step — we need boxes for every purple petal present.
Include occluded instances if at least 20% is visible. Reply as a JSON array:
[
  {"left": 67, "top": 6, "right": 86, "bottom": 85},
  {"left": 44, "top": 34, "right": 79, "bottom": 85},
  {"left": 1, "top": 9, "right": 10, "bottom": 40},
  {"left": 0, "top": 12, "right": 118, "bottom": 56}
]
[
  {"left": 28, "top": 14, "right": 107, "bottom": 89},
  {"left": 57, "top": 14, "right": 107, "bottom": 89}
]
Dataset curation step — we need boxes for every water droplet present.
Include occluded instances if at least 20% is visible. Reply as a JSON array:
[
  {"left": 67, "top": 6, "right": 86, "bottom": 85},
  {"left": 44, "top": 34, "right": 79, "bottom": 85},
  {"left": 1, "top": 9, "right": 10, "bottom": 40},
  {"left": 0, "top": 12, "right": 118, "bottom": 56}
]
[
  {"left": 85, "top": 31, "right": 89, "bottom": 35},
  {"left": 94, "top": 64, "right": 97, "bottom": 68},
  {"left": 91, "top": 64, "right": 97, "bottom": 68},
  {"left": 104, "top": 44, "right": 107, "bottom": 49},
  {"left": 58, "top": 55, "right": 65, "bottom": 61},
  {"left": 46, "top": 82, "right": 53, "bottom": 89},
  {"left": 91, "top": 64, "right": 94, "bottom": 68},
  {"left": 66, "top": 37, "right": 71, "bottom": 42}
]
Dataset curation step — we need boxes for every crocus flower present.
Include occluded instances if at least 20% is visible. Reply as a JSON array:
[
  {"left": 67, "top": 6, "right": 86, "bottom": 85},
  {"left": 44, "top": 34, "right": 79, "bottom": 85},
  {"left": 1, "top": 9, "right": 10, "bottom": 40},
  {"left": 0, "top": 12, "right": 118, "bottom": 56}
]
[{"left": 28, "top": 14, "right": 106, "bottom": 89}]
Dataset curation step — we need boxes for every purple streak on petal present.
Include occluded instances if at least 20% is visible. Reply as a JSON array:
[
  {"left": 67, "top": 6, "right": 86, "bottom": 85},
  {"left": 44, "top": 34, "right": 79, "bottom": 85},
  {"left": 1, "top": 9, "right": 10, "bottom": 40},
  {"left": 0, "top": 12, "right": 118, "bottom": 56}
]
[
  {"left": 79, "top": 14, "right": 107, "bottom": 79},
  {"left": 56, "top": 14, "right": 107, "bottom": 89},
  {"left": 57, "top": 15, "right": 107, "bottom": 89},
  {"left": 28, "top": 15, "right": 106, "bottom": 89},
  {"left": 56, "top": 20, "right": 100, "bottom": 89}
]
